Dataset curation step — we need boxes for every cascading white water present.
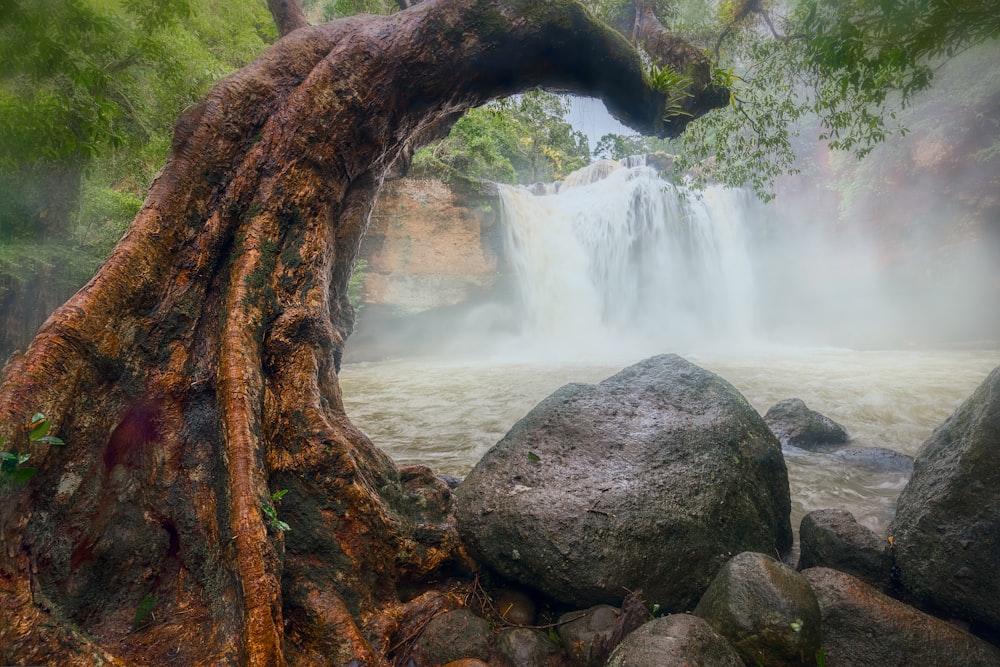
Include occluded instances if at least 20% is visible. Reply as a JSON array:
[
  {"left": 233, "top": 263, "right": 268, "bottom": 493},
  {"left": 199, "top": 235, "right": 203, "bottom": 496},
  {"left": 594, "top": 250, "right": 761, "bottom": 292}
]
[{"left": 499, "top": 159, "right": 759, "bottom": 357}]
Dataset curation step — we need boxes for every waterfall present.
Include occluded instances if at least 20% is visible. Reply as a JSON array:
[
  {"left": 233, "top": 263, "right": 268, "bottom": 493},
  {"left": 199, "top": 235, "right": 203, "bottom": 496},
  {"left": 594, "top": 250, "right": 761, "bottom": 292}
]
[{"left": 498, "top": 161, "right": 759, "bottom": 357}]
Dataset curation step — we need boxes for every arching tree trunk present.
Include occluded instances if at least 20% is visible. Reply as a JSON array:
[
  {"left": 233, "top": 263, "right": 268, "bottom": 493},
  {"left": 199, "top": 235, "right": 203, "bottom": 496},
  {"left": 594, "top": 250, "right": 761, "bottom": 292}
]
[{"left": 0, "top": 1, "right": 726, "bottom": 665}]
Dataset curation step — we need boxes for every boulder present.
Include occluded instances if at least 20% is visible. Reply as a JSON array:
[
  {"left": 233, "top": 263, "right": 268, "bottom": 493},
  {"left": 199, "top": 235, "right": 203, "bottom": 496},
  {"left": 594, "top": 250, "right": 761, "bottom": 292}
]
[
  {"left": 413, "top": 609, "right": 491, "bottom": 666},
  {"left": 557, "top": 605, "right": 619, "bottom": 667},
  {"left": 798, "top": 509, "right": 891, "bottom": 590},
  {"left": 493, "top": 627, "right": 560, "bottom": 667},
  {"left": 694, "top": 551, "right": 822, "bottom": 667},
  {"left": 764, "top": 398, "right": 849, "bottom": 450},
  {"left": 605, "top": 614, "right": 743, "bottom": 667},
  {"left": 889, "top": 365, "right": 1000, "bottom": 638},
  {"left": 803, "top": 567, "right": 1000, "bottom": 666},
  {"left": 456, "top": 354, "right": 792, "bottom": 609}
]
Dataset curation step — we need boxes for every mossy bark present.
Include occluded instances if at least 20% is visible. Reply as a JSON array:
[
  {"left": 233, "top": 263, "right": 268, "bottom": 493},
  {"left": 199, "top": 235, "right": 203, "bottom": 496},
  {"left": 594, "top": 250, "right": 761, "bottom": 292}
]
[{"left": 0, "top": 1, "right": 726, "bottom": 665}]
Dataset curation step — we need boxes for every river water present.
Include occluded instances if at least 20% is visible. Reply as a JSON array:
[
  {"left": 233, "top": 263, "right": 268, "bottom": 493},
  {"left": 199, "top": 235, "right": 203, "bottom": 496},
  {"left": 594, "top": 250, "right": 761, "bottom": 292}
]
[
  {"left": 341, "top": 159, "right": 999, "bottom": 538},
  {"left": 341, "top": 349, "right": 998, "bottom": 537}
]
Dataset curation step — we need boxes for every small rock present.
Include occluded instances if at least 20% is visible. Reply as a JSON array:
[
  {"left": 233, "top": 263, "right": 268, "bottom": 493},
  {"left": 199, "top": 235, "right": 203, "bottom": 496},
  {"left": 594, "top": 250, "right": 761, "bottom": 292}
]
[
  {"left": 802, "top": 567, "right": 1000, "bottom": 666},
  {"left": 694, "top": 551, "right": 822, "bottom": 667},
  {"left": 764, "top": 398, "right": 849, "bottom": 450},
  {"left": 798, "top": 509, "right": 891, "bottom": 590},
  {"left": 494, "top": 587, "right": 536, "bottom": 626},
  {"left": 605, "top": 614, "right": 743, "bottom": 667},
  {"left": 830, "top": 446, "right": 913, "bottom": 472}
]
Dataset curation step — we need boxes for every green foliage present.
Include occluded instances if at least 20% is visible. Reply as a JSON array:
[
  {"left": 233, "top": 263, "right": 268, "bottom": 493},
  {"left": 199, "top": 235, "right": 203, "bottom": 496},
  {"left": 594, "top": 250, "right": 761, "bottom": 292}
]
[
  {"left": 648, "top": 0, "right": 1000, "bottom": 200},
  {"left": 1, "top": 413, "right": 65, "bottom": 486},
  {"left": 133, "top": 592, "right": 159, "bottom": 628},
  {"left": 413, "top": 90, "right": 590, "bottom": 185},
  {"left": 593, "top": 133, "right": 671, "bottom": 161},
  {"left": 0, "top": 0, "right": 276, "bottom": 240},
  {"left": 262, "top": 488, "right": 290, "bottom": 532},
  {"left": 645, "top": 63, "right": 693, "bottom": 120},
  {"left": 302, "top": 0, "right": 396, "bottom": 22}
]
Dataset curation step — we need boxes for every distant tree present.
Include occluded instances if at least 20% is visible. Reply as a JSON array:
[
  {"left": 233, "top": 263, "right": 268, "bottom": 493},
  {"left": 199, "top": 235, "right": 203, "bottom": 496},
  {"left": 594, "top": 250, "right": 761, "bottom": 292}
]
[
  {"left": 413, "top": 90, "right": 590, "bottom": 184},
  {"left": 0, "top": 0, "right": 276, "bottom": 240},
  {"left": 667, "top": 0, "right": 1000, "bottom": 198}
]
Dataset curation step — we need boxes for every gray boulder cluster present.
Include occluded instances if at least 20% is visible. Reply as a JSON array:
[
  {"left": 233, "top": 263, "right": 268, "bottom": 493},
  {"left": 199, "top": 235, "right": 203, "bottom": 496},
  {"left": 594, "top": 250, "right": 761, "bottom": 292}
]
[{"left": 413, "top": 355, "right": 1000, "bottom": 666}]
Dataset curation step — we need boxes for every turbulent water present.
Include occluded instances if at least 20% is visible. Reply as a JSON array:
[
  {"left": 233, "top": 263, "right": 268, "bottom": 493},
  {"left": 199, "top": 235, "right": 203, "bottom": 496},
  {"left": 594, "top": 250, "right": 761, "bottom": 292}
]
[{"left": 341, "top": 160, "right": 999, "bottom": 538}]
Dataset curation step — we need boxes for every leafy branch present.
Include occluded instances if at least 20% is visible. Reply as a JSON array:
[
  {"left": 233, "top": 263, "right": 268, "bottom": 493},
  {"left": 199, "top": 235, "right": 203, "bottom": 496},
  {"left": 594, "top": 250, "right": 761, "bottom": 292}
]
[
  {"left": 262, "top": 488, "right": 290, "bottom": 532},
  {"left": 0, "top": 413, "right": 65, "bottom": 485},
  {"left": 646, "top": 64, "right": 693, "bottom": 120}
]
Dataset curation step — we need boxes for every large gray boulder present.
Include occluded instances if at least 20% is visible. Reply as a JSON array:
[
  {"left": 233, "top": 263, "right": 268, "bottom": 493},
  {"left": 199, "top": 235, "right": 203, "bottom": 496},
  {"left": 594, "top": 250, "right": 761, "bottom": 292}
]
[
  {"left": 764, "top": 398, "right": 849, "bottom": 450},
  {"left": 456, "top": 354, "right": 792, "bottom": 610},
  {"left": 803, "top": 567, "right": 1000, "bottom": 667},
  {"left": 889, "top": 364, "right": 1000, "bottom": 638},
  {"left": 694, "top": 552, "right": 822, "bottom": 667}
]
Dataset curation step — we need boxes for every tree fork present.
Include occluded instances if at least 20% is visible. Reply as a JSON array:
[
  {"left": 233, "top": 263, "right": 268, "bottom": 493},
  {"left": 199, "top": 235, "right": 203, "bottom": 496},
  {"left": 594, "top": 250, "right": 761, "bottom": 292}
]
[{"left": 0, "top": 1, "right": 726, "bottom": 665}]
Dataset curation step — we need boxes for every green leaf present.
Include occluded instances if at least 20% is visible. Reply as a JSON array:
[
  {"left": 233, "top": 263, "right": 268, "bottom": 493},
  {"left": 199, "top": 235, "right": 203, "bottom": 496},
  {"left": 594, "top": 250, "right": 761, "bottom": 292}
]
[
  {"left": 271, "top": 488, "right": 288, "bottom": 502},
  {"left": 526, "top": 451, "right": 541, "bottom": 462},
  {"left": 10, "top": 466, "right": 38, "bottom": 483},
  {"left": 29, "top": 418, "right": 50, "bottom": 440},
  {"left": 134, "top": 592, "right": 158, "bottom": 626},
  {"left": 35, "top": 435, "right": 65, "bottom": 446},
  {"left": 273, "top": 520, "right": 290, "bottom": 532}
]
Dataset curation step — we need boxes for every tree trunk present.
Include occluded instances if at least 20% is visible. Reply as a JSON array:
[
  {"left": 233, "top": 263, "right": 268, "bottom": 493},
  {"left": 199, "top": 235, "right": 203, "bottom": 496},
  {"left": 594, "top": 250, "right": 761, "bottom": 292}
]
[{"left": 0, "top": 2, "right": 726, "bottom": 665}]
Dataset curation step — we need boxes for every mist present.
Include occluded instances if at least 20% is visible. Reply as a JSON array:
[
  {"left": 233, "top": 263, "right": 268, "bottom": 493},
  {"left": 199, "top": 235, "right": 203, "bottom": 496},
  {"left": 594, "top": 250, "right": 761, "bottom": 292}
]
[{"left": 347, "top": 44, "right": 999, "bottom": 363}]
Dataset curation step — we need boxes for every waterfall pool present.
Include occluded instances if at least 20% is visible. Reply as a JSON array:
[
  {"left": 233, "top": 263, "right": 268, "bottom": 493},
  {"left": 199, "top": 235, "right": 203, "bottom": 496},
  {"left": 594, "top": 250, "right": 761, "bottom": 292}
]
[{"left": 342, "top": 158, "right": 998, "bottom": 539}]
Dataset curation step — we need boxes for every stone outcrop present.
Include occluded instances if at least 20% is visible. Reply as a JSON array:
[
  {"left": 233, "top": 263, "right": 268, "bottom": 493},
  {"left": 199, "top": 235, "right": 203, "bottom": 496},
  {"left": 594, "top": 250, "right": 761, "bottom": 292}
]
[
  {"left": 360, "top": 178, "right": 499, "bottom": 314},
  {"left": 889, "top": 364, "right": 1000, "bottom": 639},
  {"left": 694, "top": 552, "right": 822, "bottom": 667},
  {"left": 797, "top": 509, "right": 891, "bottom": 590},
  {"left": 456, "top": 354, "right": 792, "bottom": 610},
  {"left": 803, "top": 567, "right": 1000, "bottom": 667},
  {"left": 764, "top": 398, "right": 850, "bottom": 450}
]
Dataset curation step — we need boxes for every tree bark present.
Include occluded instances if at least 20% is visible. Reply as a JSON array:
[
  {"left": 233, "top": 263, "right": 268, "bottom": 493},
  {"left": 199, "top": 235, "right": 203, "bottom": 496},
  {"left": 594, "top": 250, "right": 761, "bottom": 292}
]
[
  {"left": 0, "top": 2, "right": 726, "bottom": 665},
  {"left": 267, "top": 0, "right": 309, "bottom": 36}
]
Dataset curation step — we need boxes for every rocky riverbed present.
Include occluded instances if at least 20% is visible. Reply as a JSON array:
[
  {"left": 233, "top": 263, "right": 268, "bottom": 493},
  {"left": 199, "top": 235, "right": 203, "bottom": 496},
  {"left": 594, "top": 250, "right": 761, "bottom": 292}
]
[{"left": 397, "top": 355, "right": 1000, "bottom": 666}]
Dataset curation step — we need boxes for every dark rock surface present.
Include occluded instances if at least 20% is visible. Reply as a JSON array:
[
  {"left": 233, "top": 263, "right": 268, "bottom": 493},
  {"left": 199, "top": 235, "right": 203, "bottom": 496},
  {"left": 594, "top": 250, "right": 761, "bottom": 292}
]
[
  {"left": 456, "top": 354, "right": 792, "bottom": 609},
  {"left": 803, "top": 567, "right": 1000, "bottom": 667},
  {"left": 413, "top": 609, "right": 491, "bottom": 666},
  {"left": 798, "top": 509, "right": 891, "bottom": 590},
  {"left": 493, "top": 627, "right": 560, "bottom": 667},
  {"left": 694, "top": 551, "right": 822, "bottom": 667},
  {"left": 889, "top": 364, "right": 1000, "bottom": 639},
  {"left": 829, "top": 445, "right": 913, "bottom": 472},
  {"left": 494, "top": 588, "right": 536, "bottom": 626},
  {"left": 605, "top": 614, "right": 743, "bottom": 667},
  {"left": 764, "top": 398, "right": 850, "bottom": 450},
  {"left": 557, "top": 605, "right": 619, "bottom": 667}
]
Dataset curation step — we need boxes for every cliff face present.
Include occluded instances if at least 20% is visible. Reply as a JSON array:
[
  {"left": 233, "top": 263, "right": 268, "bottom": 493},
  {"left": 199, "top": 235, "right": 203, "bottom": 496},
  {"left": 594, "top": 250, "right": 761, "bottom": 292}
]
[{"left": 359, "top": 178, "right": 500, "bottom": 314}]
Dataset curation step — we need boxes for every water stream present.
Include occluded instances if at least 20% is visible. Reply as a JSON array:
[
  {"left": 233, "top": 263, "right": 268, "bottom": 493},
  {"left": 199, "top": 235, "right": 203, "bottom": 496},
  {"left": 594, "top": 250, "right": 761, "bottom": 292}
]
[{"left": 341, "top": 160, "right": 999, "bottom": 537}]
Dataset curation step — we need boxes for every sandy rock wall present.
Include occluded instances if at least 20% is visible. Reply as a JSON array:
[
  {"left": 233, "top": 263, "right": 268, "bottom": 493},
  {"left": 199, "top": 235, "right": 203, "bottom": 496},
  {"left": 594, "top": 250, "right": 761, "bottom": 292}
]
[{"left": 360, "top": 178, "right": 500, "bottom": 314}]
